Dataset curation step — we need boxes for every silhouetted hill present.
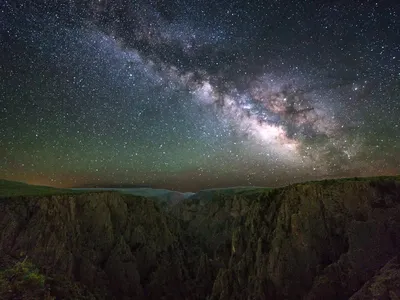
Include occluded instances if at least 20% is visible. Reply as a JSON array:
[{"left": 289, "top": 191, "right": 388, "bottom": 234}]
[{"left": 0, "top": 179, "right": 78, "bottom": 198}]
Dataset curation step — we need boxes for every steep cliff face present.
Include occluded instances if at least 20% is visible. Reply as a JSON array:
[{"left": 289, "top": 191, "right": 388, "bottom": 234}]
[
  {"left": 0, "top": 192, "right": 199, "bottom": 299},
  {"left": 204, "top": 180, "right": 400, "bottom": 300},
  {"left": 172, "top": 178, "right": 400, "bottom": 300},
  {"left": 0, "top": 178, "right": 399, "bottom": 299}
]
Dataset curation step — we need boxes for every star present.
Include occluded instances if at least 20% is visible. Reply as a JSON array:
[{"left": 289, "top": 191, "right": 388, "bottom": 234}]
[{"left": 0, "top": 0, "right": 399, "bottom": 191}]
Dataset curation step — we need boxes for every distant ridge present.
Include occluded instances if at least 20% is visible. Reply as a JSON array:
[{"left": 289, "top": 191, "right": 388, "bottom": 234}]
[
  {"left": 0, "top": 179, "right": 73, "bottom": 197},
  {"left": 74, "top": 183, "right": 152, "bottom": 188}
]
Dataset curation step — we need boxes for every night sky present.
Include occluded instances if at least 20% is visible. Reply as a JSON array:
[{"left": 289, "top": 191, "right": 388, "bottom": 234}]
[{"left": 1, "top": 0, "right": 399, "bottom": 191}]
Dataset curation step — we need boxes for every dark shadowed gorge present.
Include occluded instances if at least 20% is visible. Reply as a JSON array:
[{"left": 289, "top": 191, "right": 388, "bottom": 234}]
[{"left": 0, "top": 176, "right": 400, "bottom": 299}]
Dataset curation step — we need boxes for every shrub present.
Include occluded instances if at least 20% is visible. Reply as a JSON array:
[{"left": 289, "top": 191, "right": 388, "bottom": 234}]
[{"left": 0, "top": 259, "right": 54, "bottom": 300}]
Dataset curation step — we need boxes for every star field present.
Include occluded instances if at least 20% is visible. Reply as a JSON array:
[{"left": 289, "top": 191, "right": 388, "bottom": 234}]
[{"left": 1, "top": 0, "right": 399, "bottom": 191}]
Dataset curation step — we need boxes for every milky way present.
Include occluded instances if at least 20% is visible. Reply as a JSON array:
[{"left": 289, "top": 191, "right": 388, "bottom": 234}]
[{"left": 1, "top": 1, "right": 399, "bottom": 191}]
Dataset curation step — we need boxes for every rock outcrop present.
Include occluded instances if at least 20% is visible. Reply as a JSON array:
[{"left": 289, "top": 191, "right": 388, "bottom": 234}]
[{"left": 0, "top": 177, "right": 399, "bottom": 299}]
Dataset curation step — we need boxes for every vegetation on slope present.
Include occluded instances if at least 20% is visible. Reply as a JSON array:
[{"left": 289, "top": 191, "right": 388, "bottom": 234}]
[{"left": 0, "top": 259, "right": 53, "bottom": 300}]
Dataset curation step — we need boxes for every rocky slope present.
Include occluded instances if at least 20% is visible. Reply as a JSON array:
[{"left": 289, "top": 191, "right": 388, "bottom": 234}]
[{"left": 0, "top": 177, "right": 399, "bottom": 299}]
